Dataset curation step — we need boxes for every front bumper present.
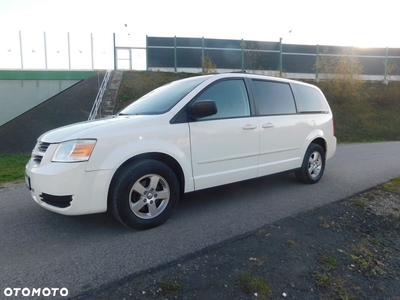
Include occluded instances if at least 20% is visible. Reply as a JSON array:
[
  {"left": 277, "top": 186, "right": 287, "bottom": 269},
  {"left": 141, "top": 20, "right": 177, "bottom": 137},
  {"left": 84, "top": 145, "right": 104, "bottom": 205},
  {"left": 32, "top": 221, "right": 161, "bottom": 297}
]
[{"left": 25, "top": 157, "right": 113, "bottom": 216}]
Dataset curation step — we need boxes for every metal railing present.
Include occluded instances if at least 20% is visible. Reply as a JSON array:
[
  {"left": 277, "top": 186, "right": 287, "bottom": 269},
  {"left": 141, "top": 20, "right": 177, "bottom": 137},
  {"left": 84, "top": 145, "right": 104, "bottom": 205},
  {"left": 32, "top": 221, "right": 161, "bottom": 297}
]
[
  {"left": 88, "top": 70, "right": 112, "bottom": 120},
  {"left": 3, "top": 31, "right": 400, "bottom": 82},
  {"left": 145, "top": 36, "right": 400, "bottom": 81}
]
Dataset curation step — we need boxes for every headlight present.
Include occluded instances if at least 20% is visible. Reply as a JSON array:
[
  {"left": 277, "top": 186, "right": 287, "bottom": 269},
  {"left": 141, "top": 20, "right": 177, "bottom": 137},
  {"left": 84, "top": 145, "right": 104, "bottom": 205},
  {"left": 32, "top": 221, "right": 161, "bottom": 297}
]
[{"left": 52, "top": 139, "right": 96, "bottom": 162}]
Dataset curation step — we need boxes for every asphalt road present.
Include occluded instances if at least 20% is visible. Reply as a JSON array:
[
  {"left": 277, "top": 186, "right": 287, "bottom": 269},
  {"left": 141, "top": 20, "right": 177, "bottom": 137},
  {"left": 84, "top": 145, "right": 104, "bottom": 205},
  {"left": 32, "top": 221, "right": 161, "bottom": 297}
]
[{"left": 1, "top": 142, "right": 400, "bottom": 299}]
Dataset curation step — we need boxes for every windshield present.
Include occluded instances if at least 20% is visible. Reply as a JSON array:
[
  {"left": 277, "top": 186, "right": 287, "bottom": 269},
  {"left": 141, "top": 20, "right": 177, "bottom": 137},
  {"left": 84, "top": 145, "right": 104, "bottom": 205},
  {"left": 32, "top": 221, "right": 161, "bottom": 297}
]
[{"left": 119, "top": 76, "right": 209, "bottom": 115}]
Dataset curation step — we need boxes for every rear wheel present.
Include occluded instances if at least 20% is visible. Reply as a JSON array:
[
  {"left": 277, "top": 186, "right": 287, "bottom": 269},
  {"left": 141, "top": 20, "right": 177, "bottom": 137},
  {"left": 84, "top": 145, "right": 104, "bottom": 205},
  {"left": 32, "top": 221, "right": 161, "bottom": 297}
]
[
  {"left": 295, "top": 144, "right": 325, "bottom": 184},
  {"left": 110, "top": 159, "right": 180, "bottom": 230}
]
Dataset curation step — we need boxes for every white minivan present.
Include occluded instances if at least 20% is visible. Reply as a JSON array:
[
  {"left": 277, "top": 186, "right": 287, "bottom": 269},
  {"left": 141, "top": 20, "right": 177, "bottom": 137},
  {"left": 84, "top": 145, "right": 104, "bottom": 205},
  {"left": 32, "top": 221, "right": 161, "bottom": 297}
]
[{"left": 26, "top": 73, "right": 336, "bottom": 229}]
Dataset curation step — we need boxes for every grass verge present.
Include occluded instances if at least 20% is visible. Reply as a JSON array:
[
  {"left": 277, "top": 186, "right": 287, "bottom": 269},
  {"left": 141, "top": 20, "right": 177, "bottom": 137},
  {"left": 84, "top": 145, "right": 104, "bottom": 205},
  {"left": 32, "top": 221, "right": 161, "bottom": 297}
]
[
  {"left": 382, "top": 176, "right": 400, "bottom": 194},
  {"left": 237, "top": 272, "right": 271, "bottom": 300},
  {"left": 0, "top": 154, "right": 30, "bottom": 185}
]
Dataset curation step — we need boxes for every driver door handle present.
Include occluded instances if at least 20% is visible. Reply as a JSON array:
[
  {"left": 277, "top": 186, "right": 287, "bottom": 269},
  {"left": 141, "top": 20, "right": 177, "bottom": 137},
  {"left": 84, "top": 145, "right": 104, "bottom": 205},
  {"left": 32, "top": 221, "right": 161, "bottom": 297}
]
[{"left": 242, "top": 124, "right": 257, "bottom": 130}]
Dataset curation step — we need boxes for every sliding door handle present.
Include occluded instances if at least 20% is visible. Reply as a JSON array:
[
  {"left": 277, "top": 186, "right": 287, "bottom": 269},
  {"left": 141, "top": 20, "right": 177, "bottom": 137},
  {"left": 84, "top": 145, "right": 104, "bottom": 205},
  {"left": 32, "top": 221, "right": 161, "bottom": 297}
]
[{"left": 262, "top": 123, "right": 274, "bottom": 128}]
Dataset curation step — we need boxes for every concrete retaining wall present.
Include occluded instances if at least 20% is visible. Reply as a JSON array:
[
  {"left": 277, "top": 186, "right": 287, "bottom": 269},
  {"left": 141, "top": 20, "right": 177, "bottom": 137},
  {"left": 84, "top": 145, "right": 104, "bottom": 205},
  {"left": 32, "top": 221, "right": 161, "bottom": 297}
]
[
  {"left": 0, "top": 79, "right": 79, "bottom": 126},
  {"left": 0, "top": 71, "right": 97, "bottom": 126}
]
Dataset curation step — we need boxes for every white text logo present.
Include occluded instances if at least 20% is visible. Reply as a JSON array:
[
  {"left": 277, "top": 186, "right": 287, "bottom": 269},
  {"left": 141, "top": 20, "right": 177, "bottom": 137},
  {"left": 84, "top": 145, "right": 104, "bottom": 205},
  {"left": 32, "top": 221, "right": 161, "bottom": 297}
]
[{"left": 3, "top": 287, "right": 68, "bottom": 297}]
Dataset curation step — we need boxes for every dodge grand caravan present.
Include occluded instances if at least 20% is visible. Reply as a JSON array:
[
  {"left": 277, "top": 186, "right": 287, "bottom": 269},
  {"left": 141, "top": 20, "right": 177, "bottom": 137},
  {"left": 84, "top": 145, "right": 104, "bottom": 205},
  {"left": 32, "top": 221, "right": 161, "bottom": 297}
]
[{"left": 25, "top": 73, "right": 336, "bottom": 229}]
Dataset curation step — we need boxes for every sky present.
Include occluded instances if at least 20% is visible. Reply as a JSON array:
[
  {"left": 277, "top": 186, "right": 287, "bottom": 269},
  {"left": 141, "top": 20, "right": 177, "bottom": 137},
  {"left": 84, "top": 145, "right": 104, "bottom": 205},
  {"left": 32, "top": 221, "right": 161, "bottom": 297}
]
[{"left": 0, "top": 0, "right": 398, "bottom": 70}]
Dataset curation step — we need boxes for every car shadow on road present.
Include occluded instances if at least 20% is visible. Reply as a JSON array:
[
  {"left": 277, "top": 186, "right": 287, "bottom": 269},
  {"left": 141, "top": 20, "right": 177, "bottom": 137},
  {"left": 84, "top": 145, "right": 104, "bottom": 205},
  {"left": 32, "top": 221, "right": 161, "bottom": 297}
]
[
  {"left": 19, "top": 172, "right": 297, "bottom": 238},
  {"left": 177, "top": 172, "right": 296, "bottom": 212}
]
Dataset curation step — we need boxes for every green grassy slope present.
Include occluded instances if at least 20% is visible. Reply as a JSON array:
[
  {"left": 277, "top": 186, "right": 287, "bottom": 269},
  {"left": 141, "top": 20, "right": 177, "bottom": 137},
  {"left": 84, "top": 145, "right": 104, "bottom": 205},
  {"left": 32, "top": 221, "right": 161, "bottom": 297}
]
[
  {"left": 3, "top": 72, "right": 398, "bottom": 185},
  {"left": 117, "top": 71, "right": 400, "bottom": 144},
  {"left": 319, "top": 81, "right": 400, "bottom": 143}
]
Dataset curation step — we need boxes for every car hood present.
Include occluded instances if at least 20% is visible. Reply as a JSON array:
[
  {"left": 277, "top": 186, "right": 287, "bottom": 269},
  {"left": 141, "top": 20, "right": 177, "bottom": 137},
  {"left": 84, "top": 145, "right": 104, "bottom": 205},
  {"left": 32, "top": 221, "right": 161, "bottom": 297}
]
[{"left": 38, "top": 115, "right": 167, "bottom": 143}]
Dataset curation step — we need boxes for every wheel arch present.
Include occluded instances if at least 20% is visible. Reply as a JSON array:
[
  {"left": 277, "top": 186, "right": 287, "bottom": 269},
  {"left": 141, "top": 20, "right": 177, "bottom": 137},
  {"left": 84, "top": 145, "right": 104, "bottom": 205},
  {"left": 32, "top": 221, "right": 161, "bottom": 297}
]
[
  {"left": 310, "top": 137, "right": 327, "bottom": 155},
  {"left": 107, "top": 152, "right": 186, "bottom": 207}
]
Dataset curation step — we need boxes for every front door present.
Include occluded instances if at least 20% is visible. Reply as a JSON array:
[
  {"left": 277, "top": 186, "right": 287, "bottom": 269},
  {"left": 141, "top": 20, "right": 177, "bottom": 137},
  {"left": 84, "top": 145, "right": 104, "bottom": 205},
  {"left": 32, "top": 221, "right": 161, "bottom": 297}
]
[{"left": 189, "top": 78, "right": 259, "bottom": 190}]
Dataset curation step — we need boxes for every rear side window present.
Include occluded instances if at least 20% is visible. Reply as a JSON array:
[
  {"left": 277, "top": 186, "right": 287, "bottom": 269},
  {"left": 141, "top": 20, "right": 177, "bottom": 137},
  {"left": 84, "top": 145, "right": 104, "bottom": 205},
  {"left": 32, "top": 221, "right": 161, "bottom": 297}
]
[
  {"left": 293, "top": 84, "right": 329, "bottom": 113},
  {"left": 252, "top": 80, "right": 296, "bottom": 115}
]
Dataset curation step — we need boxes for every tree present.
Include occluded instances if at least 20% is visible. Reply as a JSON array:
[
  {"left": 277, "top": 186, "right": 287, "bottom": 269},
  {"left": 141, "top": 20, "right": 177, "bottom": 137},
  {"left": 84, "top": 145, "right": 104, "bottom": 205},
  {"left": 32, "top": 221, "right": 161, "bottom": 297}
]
[
  {"left": 201, "top": 55, "right": 216, "bottom": 74},
  {"left": 241, "top": 41, "right": 267, "bottom": 73},
  {"left": 316, "top": 49, "right": 363, "bottom": 103}
]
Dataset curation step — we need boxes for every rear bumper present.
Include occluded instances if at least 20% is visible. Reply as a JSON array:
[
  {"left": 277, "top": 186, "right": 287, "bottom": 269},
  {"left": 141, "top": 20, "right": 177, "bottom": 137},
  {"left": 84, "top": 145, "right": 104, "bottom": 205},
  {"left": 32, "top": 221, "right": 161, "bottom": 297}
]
[{"left": 326, "top": 136, "right": 337, "bottom": 160}]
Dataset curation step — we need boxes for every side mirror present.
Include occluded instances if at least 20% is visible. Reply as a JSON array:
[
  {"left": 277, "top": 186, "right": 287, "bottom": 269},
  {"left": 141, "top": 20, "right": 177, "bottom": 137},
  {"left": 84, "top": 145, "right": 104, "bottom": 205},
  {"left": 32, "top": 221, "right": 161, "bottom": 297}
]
[{"left": 187, "top": 100, "right": 217, "bottom": 120}]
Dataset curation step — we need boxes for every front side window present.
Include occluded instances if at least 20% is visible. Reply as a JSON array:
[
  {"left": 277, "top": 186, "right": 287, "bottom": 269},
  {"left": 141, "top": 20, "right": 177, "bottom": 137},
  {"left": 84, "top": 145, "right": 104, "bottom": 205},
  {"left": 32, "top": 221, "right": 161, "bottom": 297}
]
[
  {"left": 194, "top": 79, "right": 251, "bottom": 120},
  {"left": 252, "top": 80, "right": 296, "bottom": 115}
]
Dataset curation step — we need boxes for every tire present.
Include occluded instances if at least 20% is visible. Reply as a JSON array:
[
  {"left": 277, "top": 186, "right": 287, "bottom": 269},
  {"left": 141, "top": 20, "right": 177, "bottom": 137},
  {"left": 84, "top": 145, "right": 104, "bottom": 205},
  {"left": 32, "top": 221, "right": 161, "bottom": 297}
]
[
  {"left": 295, "top": 143, "right": 326, "bottom": 184},
  {"left": 110, "top": 159, "right": 180, "bottom": 230}
]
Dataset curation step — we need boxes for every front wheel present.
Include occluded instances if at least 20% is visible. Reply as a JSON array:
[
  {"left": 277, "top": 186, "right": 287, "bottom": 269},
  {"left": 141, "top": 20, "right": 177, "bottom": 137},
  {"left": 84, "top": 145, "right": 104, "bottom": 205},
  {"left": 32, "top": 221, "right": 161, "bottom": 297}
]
[
  {"left": 110, "top": 159, "right": 180, "bottom": 230},
  {"left": 295, "top": 144, "right": 326, "bottom": 184}
]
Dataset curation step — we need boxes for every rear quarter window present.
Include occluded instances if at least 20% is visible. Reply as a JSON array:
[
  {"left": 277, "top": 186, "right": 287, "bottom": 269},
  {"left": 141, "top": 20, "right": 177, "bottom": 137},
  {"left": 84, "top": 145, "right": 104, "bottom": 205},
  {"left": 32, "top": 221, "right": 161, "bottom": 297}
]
[{"left": 292, "top": 84, "right": 330, "bottom": 113}]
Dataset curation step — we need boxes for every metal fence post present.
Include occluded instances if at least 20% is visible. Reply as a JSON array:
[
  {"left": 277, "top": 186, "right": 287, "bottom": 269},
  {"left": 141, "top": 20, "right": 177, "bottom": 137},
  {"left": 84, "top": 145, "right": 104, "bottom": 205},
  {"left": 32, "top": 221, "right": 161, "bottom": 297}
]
[
  {"left": 129, "top": 48, "right": 132, "bottom": 70},
  {"left": 384, "top": 47, "right": 388, "bottom": 82},
  {"left": 241, "top": 39, "right": 244, "bottom": 71},
  {"left": 146, "top": 35, "right": 149, "bottom": 71},
  {"left": 174, "top": 36, "right": 177, "bottom": 72},
  {"left": 279, "top": 37, "right": 283, "bottom": 77},
  {"left": 351, "top": 46, "right": 354, "bottom": 77},
  {"left": 91, "top": 33, "right": 94, "bottom": 70},
  {"left": 67, "top": 32, "right": 71, "bottom": 70},
  {"left": 113, "top": 33, "right": 117, "bottom": 70},
  {"left": 44, "top": 32, "right": 48, "bottom": 70},
  {"left": 315, "top": 44, "right": 319, "bottom": 82},
  {"left": 19, "top": 31, "right": 24, "bottom": 70},
  {"left": 202, "top": 36, "right": 205, "bottom": 73}
]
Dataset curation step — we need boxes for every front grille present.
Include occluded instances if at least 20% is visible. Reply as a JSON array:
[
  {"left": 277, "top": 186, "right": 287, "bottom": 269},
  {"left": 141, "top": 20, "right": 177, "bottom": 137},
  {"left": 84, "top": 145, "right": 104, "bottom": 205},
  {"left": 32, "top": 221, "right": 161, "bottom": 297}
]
[
  {"left": 32, "top": 155, "right": 43, "bottom": 165},
  {"left": 32, "top": 142, "right": 51, "bottom": 165},
  {"left": 40, "top": 193, "right": 73, "bottom": 208},
  {"left": 37, "top": 142, "right": 50, "bottom": 152}
]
